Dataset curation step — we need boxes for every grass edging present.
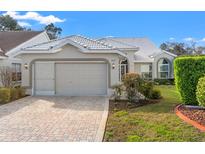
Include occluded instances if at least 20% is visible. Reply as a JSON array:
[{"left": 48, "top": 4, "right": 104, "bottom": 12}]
[
  {"left": 95, "top": 97, "right": 109, "bottom": 142},
  {"left": 175, "top": 104, "right": 205, "bottom": 132}
]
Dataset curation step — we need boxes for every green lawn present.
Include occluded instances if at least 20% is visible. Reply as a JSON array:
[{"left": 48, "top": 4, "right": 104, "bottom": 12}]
[{"left": 104, "top": 85, "right": 205, "bottom": 142}]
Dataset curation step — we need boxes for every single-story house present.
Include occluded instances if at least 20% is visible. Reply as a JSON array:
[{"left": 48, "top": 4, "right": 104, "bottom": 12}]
[
  {"left": 0, "top": 31, "right": 50, "bottom": 86},
  {"left": 13, "top": 35, "right": 176, "bottom": 96}
]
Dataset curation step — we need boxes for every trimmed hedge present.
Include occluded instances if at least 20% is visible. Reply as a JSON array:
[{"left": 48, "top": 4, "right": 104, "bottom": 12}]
[
  {"left": 174, "top": 56, "right": 205, "bottom": 105},
  {"left": 0, "top": 87, "right": 26, "bottom": 104},
  {"left": 196, "top": 76, "right": 205, "bottom": 107},
  {"left": 0, "top": 88, "right": 11, "bottom": 103},
  {"left": 154, "top": 79, "right": 175, "bottom": 85}
]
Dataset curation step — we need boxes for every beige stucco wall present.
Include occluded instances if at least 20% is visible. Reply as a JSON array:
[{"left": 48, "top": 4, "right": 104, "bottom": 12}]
[{"left": 18, "top": 44, "right": 122, "bottom": 94}]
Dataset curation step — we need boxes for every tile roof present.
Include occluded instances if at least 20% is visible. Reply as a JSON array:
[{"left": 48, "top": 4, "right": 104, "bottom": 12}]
[
  {"left": 100, "top": 37, "right": 160, "bottom": 53},
  {"left": 99, "top": 37, "right": 161, "bottom": 62},
  {"left": 0, "top": 31, "right": 42, "bottom": 56},
  {"left": 23, "top": 35, "right": 116, "bottom": 51},
  {"left": 69, "top": 35, "right": 115, "bottom": 50},
  {"left": 98, "top": 37, "right": 138, "bottom": 49}
]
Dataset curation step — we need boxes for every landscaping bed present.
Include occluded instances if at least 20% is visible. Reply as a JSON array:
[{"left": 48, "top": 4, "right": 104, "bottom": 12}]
[
  {"left": 177, "top": 105, "right": 205, "bottom": 128},
  {"left": 109, "top": 99, "right": 159, "bottom": 111}
]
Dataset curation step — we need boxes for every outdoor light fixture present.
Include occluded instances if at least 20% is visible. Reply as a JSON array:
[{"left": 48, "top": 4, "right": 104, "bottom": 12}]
[
  {"left": 24, "top": 63, "right": 28, "bottom": 69},
  {"left": 112, "top": 63, "right": 115, "bottom": 69}
]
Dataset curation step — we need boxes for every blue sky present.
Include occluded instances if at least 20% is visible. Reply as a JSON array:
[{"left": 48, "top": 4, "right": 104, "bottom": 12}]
[{"left": 1, "top": 11, "right": 205, "bottom": 46}]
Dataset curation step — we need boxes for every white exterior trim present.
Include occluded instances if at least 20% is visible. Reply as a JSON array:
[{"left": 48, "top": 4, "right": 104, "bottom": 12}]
[
  {"left": 155, "top": 50, "right": 177, "bottom": 58},
  {"left": 16, "top": 40, "right": 128, "bottom": 58},
  {"left": 0, "top": 56, "right": 7, "bottom": 59}
]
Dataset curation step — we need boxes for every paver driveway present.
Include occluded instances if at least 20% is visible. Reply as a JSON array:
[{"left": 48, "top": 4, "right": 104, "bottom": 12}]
[{"left": 0, "top": 96, "right": 109, "bottom": 142}]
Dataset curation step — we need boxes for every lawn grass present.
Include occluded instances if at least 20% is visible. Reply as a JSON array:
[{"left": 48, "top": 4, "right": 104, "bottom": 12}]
[{"left": 104, "top": 85, "right": 205, "bottom": 142}]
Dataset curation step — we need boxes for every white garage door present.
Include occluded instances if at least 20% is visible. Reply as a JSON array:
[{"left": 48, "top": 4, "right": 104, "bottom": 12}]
[
  {"left": 55, "top": 63, "right": 108, "bottom": 96},
  {"left": 34, "top": 62, "right": 55, "bottom": 95},
  {"left": 34, "top": 61, "right": 108, "bottom": 96}
]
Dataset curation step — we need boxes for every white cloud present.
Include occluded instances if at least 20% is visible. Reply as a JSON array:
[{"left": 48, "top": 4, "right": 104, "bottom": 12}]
[
  {"left": 3, "top": 11, "right": 65, "bottom": 25},
  {"left": 183, "top": 37, "right": 195, "bottom": 42},
  {"left": 18, "top": 21, "right": 31, "bottom": 27},
  {"left": 199, "top": 38, "right": 205, "bottom": 42},
  {"left": 169, "top": 37, "right": 175, "bottom": 41}
]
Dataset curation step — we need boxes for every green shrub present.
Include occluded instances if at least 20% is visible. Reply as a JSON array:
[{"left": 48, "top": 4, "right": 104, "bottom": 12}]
[
  {"left": 17, "top": 87, "right": 26, "bottom": 98},
  {"left": 196, "top": 76, "right": 205, "bottom": 107},
  {"left": 138, "top": 81, "right": 161, "bottom": 99},
  {"left": 150, "top": 89, "right": 161, "bottom": 99},
  {"left": 0, "top": 88, "right": 11, "bottom": 103},
  {"left": 122, "top": 73, "right": 142, "bottom": 103},
  {"left": 139, "top": 81, "right": 154, "bottom": 98},
  {"left": 174, "top": 56, "right": 205, "bottom": 105},
  {"left": 10, "top": 88, "right": 19, "bottom": 101},
  {"left": 112, "top": 84, "right": 123, "bottom": 101},
  {"left": 0, "top": 87, "right": 26, "bottom": 104},
  {"left": 154, "top": 79, "right": 175, "bottom": 85}
]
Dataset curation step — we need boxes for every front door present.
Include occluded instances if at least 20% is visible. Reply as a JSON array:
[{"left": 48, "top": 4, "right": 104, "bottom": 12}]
[{"left": 120, "top": 63, "right": 128, "bottom": 81}]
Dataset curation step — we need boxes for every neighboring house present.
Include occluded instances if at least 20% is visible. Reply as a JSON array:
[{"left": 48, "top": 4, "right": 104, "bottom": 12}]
[
  {"left": 0, "top": 31, "right": 50, "bottom": 86},
  {"left": 14, "top": 35, "right": 177, "bottom": 96}
]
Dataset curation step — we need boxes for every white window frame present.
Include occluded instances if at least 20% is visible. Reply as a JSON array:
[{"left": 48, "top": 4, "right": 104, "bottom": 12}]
[
  {"left": 158, "top": 59, "right": 170, "bottom": 79},
  {"left": 12, "top": 63, "right": 21, "bottom": 82},
  {"left": 140, "top": 64, "right": 152, "bottom": 79}
]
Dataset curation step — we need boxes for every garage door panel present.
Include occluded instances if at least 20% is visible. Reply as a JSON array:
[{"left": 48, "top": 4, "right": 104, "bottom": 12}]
[
  {"left": 35, "top": 62, "right": 55, "bottom": 79},
  {"left": 55, "top": 63, "right": 107, "bottom": 96},
  {"left": 34, "top": 62, "right": 55, "bottom": 95},
  {"left": 35, "top": 80, "right": 55, "bottom": 91}
]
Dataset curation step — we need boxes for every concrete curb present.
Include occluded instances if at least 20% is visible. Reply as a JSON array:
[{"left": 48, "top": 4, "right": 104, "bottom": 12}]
[
  {"left": 94, "top": 97, "right": 109, "bottom": 142},
  {"left": 175, "top": 104, "right": 205, "bottom": 132}
]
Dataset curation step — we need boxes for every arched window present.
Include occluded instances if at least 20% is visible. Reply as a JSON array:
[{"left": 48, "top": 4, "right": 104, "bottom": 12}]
[{"left": 158, "top": 58, "right": 170, "bottom": 79}]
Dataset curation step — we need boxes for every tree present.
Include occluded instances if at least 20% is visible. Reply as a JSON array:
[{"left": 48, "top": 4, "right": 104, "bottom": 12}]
[
  {"left": 0, "top": 66, "right": 14, "bottom": 88},
  {"left": 0, "top": 15, "right": 24, "bottom": 31},
  {"left": 160, "top": 41, "right": 205, "bottom": 55},
  {"left": 44, "top": 23, "right": 62, "bottom": 40},
  {"left": 160, "top": 42, "right": 187, "bottom": 55}
]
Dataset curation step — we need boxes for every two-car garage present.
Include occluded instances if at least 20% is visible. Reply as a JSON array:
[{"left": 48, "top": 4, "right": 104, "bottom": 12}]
[{"left": 33, "top": 61, "right": 108, "bottom": 96}]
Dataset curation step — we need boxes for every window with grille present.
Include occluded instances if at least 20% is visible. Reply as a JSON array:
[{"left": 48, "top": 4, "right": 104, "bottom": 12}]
[{"left": 12, "top": 63, "right": 21, "bottom": 81}]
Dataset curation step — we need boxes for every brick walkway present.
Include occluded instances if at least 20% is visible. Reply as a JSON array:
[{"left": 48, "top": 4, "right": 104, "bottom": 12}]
[{"left": 0, "top": 96, "right": 109, "bottom": 142}]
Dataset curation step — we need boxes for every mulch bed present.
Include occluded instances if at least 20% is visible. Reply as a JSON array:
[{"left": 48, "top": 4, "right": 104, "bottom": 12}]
[
  {"left": 177, "top": 105, "right": 205, "bottom": 127},
  {"left": 109, "top": 99, "right": 159, "bottom": 112}
]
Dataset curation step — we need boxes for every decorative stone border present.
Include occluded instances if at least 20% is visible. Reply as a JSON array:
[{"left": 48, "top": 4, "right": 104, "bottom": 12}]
[{"left": 175, "top": 104, "right": 205, "bottom": 132}]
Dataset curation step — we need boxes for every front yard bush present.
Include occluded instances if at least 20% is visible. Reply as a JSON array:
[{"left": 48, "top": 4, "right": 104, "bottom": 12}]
[
  {"left": 174, "top": 56, "right": 205, "bottom": 105},
  {"left": 112, "top": 84, "right": 123, "bottom": 101},
  {"left": 139, "top": 81, "right": 154, "bottom": 98},
  {"left": 122, "top": 73, "right": 142, "bottom": 103},
  {"left": 154, "top": 79, "right": 175, "bottom": 85},
  {"left": 0, "top": 88, "right": 11, "bottom": 103},
  {"left": 0, "top": 87, "right": 26, "bottom": 104},
  {"left": 122, "top": 73, "right": 161, "bottom": 102},
  {"left": 150, "top": 89, "right": 161, "bottom": 99},
  {"left": 196, "top": 76, "right": 205, "bottom": 107}
]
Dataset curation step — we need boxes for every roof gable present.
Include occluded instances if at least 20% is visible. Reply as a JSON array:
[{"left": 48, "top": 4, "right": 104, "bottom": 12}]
[
  {"left": 0, "top": 31, "right": 43, "bottom": 55},
  {"left": 15, "top": 35, "right": 127, "bottom": 57},
  {"left": 22, "top": 35, "right": 116, "bottom": 51}
]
